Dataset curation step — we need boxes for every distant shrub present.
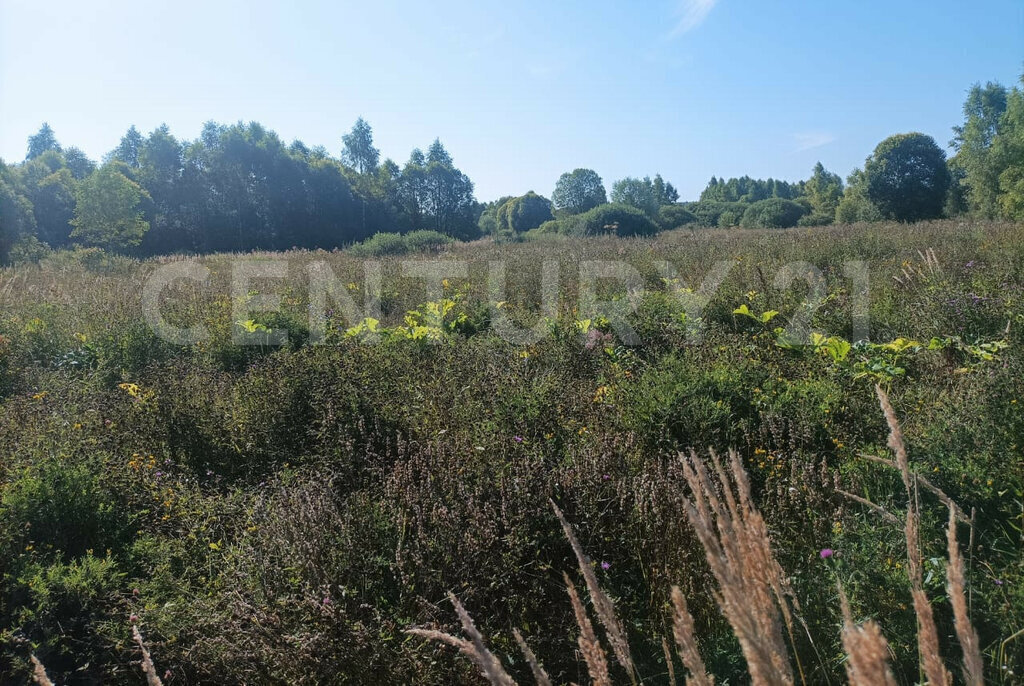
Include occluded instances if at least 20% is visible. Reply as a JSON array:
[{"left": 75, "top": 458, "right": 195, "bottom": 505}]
[
  {"left": 686, "top": 201, "right": 747, "bottom": 227},
  {"left": 717, "top": 209, "right": 743, "bottom": 228},
  {"left": 836, "top": 194, "right": 883, "bottom": 224},
  {"left": 348, "top": 232, "right": 409, "bottom": 257},
  {"left": 9, "top": 235, "right": 51, "bottom": 265},
  {"left": 575, "top": 203, "right": 659, "bottom": 237},
  {"left": 657, "top": 204, "right": 697, "bottom": 230},
  {"left": 497, "top": 192, "right": 553, "bottom": 233},
  {"left": 39, "top": 247, "right": 137, "bottom": 274},
  {"left": 403, "top": 230, "right": 453, "bottom": 253},
  {"left": 739, "top": 198, "right": 807, "bottom": 228},
  {"left": 798, "top": 212, "right": 834, "bottom": 227}
]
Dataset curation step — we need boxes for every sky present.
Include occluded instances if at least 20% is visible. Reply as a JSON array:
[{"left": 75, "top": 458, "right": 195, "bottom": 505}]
[{"left": 1, "top": 0, "right": 1022, "bottom": 202}]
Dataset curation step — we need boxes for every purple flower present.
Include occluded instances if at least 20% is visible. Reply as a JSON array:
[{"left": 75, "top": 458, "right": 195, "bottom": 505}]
[
  {"left": 513, "top": 435, "right": 523, "bottom": 443},
  {"left": 600, "top": 561, "right": 611, "bottom": 570},
  {"left": 322, "top": 596, "right": 332, "bottom": 605},
  {"left": 602, "top": 474, "right": 611, "bottom": 481},
  {"left": 965, "top": 260, "right": 976, "bottom": 268},
  {"left": 994, "top": 579, "right": 1004, "bottom": 586},
  {"left": 820, "top": 548, "right": 834, "bottom": 559},
  {"left": 154, "top": 471, "right": 163, "bottom": 478}
]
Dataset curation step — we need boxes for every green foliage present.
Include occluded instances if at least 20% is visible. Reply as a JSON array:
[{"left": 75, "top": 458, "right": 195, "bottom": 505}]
[
  {"left": 739, "top": 197, "right": 807, "bottom": 228},
  {"left": 863, "top": 132, "right": 951, "bottom": 222},
  {"left": 573, "top": 202, "right": 659, "bottom": 237},
  {"left": 610, "top": 175, "right": 674, "bottom": 217},
  {"left": 347, "top": 231, "right": 409, "bottom": 256},
  {"left": 992, "top": 78, "right": 1024, "bottom": 220},
  {"left": 348, "top": 230, "right": 454, "bottom": 256},
  {"left": 656, "top": 203, "right": 697, "bottom": 230},
  {"left": 70, "top": 165, "right": 150, "bottom": 251},
  {"left": 341, "top": 117, "right": 380, "bottom": 174},
  {"left": 402, "top": 229, "right": 454, "bottom": 252},
  {"left": 950, "top": 82, "right": 1009, "bottom": 218},
  {"left": 835, "top": 168, "right": 883, "bottom": 224},
  {"left": 685, "top": 200, "right": 747, "bottom": 227},
  {"left": 552, "top": 168, "right": 607, "bottom": 215},
  {"left": 496, "top": 191, "right": 553, "bottom": 234},
  {"left": 804, "top": 162, "right": 843, "bottom": 219}
]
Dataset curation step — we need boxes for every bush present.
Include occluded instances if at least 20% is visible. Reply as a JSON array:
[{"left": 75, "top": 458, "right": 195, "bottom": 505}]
[
  {"left": 403, "top": 230, "right": 453, "bottom": 253},
  {"left": 685, "top": 201, "right": 747, "bottom": 227},
  {"left": 348, "top": 232, "right": 409, "bottom": 257},
  {"left": 9, "top": 235, "right": 51, "bottom": 265},
  {"left": 497, "top": 192, "right": 553, "bottom": 233},
  {"left": 836, "top": 194, "right": 883, "bottom": 224},
  {"left": 657, "top": 204, "right": 697, "bottom": 230},
  {"left": 574, "top": 203, "right": 659, "bottom": 237},
  {"left": 739, "top": 198, "right": 807, "bottom": 228}
]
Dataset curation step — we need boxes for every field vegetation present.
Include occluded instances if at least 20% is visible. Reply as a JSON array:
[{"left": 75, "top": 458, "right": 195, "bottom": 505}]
[{"left": 0, "top": 219, "right": 1022, "bottom": 684}]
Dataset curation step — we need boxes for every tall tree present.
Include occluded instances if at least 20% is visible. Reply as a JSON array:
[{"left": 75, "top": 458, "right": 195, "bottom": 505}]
[
  {"left": 26, "top": 123, "right": 61, "bottom": 160},
  {"left": 863, "top": 133, "right": 950, "bottom": 222},
  {"left": 804, "top": 162, "right": 844, "bottom": 219},
  {"left": 950, "top": 82, "right": 1009, "bottom": 217},
  {"left": 341, "top": 117, "right": 380, "bottom": 174},
  {"left": 611, "top": 176, "right": 660, "bottom": 217},
  {"left": 110, "top": 125, "right": 145, "bottom": 168},
  {"left": 992, "top": 76, "right": 1024, "bottom": 220},
  {"left": 552, "top": 168, "right": 606, "bottom": 214},
  {"left": 71, "top": 164, "right": 151, "bottom": 251}
]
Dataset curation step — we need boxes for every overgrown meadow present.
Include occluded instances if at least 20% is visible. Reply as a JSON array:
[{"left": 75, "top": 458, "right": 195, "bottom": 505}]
[{"left": 1, "top": 220, "right": 1022, "bottom": 684}]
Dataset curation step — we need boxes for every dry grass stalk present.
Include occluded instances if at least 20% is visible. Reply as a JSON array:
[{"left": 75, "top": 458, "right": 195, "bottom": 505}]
[
  {"left": 946, "top": 506, "right": 983, "bottom": 686},
  {"left": 670, "top": 585, "right": 714, "bottom": 686},
  {"left": 550, "top": 500, "right": 635, "bottom": 679},
  {"left": 857, "top": 453, "right": 969, "bottom": 523},
  {"left": 30, "top": 655, "right": 55, "bottom": 686},
  {"left": 565, "top": 572, "right": 612, "bottom": 686},
  {"left": 406, "top": 593, "right": 517, "bottom": 686},
  {"left": 512, "top": 628, "right": 552, "bottom": 686},
  {"left": 661, "top": 636, "right": 677, "bottom": 686},
  {"left": 132, "top": 625, "right": 165, "bottom": 686},
  {"left": 837, "top": 488, "right": 902, "bottom": 525},
  {"left": 876, "top": 385, "right": 951, "bottom": 686},
  {"left": 838, "top": 586, "right": 897, "bottom": 686},
  {"left": 679, "top": 449, "right": 794, "bottom": 686}
]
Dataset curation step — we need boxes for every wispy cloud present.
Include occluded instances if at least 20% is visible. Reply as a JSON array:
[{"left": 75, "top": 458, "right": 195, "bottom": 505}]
[
  {"left": 668, "top": 0, "right": 719, "bottom": 37},
  {"left": 792, "top": 131, "right": 836, "bottom": 152}
]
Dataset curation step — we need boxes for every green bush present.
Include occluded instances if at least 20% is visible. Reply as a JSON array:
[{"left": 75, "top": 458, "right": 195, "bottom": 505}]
[
  {"left": 739, "top": 198, "right": 807, "bottom": 228},
  {"left": 685, "top": 200, "right": 747, "bottom": 227},
  {"left": 574, "top": 203, "right": 659, "bottom": 237},
  {"left": 403, "top": 230, "right": 453, "bottom": 252},
  {"left": 657, "top": 204, "right": 697, "bottom": 230},
  {"left": 348, "top": 232, "right": 408, "bottom": 257}
]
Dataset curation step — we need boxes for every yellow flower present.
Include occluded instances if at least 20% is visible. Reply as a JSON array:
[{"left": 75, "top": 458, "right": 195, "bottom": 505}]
[{"left": 31, "top": 391, "right": 47, "bottom": 401}]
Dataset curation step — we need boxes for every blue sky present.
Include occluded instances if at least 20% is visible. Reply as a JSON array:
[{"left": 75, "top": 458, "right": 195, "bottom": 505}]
[{"left": 1, "top": 0, "right": 1021, "bottom": 201}]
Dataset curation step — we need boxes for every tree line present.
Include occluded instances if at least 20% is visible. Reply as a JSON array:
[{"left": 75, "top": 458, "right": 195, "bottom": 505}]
[{"left": 1, "top": 71, "right": 1022, "bottom": 262}]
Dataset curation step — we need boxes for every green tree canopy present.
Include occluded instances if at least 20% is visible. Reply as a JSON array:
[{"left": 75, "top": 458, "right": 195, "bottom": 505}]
[
  {"left": 552, "top": 168, "right": 607, "bottom": 214},
  {"left": 496, "top": 191, "right": 553, "bottom": 233},
  {"left": 950, "top": 82, "right": 1009, "bottom": 218},
  {"left": 992, "top": 77, "right": 1024, "bottom": 220},
  {"left": 70, "top": 165, "right": 151, "bottom": 251},
  {"left": 341, "top": 117, "right": 380, "bottom": 174},
  {"left": 804, "top": 162, "right": 843, "bottom": 220},
  {"left": 863, "top": 133, "right": 950, "bottom": 222},
  {"left": 26, "top": 123, "right": 61, "bottom": 160}
]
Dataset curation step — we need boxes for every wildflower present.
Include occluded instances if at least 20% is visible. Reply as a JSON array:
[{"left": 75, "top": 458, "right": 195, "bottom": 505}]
[
  {"left": 513, "top": 435, "right": 523, "bottom": 443},
  {"left": 602, "top": 474, "right": 611, "bottom": 481},
  {"left": 129, "top": 614, "right": 139, "bottom": 623},
  {"left": 323, "top": 596, "right": 332, "bottom": 605},
  {"left": 995, "top": 579, "right": 1004, "bottom": 586},
  {"left": 600, "top": 561, "right": 611, "bottom": 570},
  {"left": 819, "top": 548, "right": 834, "bottom": 559}
]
